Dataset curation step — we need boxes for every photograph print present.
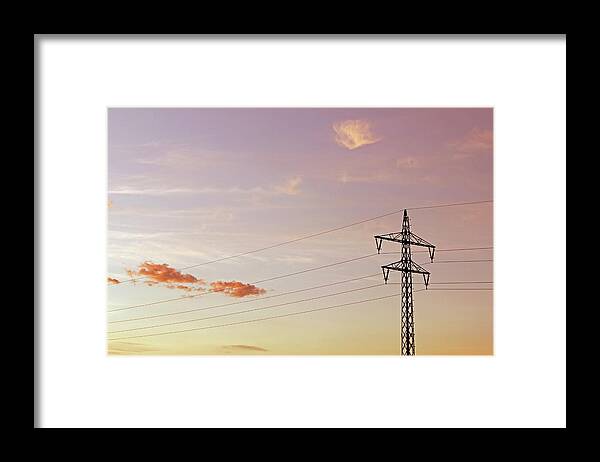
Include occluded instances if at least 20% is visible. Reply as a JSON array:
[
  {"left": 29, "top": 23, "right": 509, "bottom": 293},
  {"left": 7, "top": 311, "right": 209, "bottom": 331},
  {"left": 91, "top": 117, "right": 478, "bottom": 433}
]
[{"left": 107, "top": 108, "right": 493, "bottom": 356}]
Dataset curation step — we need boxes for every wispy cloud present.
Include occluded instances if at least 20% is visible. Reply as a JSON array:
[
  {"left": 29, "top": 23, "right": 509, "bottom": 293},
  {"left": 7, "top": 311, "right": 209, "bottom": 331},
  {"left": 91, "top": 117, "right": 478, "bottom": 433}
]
[
  {"left": 396, "top": 156, "right": 420, "bottom": 169},
  {"left": 109, "top": 179, "right": 303, "bottom": 198},
  {"left": 275, "top": 176, "right": 302, "bottom": 195},
  {"left": 135, "top": 147, "right": 224, "bottom": 169},
  {"left": 107, "top": 276, "right": 120, "bottom": 285},
  {"left": 333, "top": 119, "right": 381, "bottom": 150},
  {"left": 126, "top": 268, "right": 138, "bottom": 281},
  {"left": 450, "top": 128, "right": 493, "bottom": 159},
  {"left": 165, "top": 284, "right": 205, "bottom": 292},
  {"left": 109, "top": 206, "right": 235, "bottom": 223},
  {"left": 108, "top": 341, "right": 160, "bottom": 355},
  {"left": 210, "top": 281, "right": 266, "bottom": 298},
  {"left": 108, "top": 187, "right": 203, "bottom": 196},
  {"left": 222, "top": 344, "right": 268, "bottom": 353},
  {"left": 338, "top": 171, "right": 390, "bottom": 183}
]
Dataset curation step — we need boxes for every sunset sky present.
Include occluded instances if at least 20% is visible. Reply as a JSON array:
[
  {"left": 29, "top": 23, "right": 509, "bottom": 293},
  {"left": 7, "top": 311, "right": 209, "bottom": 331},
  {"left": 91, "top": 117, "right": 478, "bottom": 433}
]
[{"left": 107, "top": 108, "right": 493, "bottom": 355}]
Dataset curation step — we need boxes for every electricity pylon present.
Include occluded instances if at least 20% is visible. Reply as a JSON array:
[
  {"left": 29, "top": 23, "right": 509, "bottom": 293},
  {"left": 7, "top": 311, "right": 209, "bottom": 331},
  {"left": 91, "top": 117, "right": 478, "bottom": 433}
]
[{"left": 374, "top": 209, "right": 436, "bottom": 356}]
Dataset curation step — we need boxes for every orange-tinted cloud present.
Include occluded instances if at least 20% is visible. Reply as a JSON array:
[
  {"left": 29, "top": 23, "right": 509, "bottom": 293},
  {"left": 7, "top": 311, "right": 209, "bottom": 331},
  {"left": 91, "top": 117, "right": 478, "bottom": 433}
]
[
  {"left": 333, "top": 119, "right": 381, "bottom": 150},
  {"left": 125, "top": 263, "right": 261, "bottom": 296},
  {"left": 108, "top": 198, "right": 113, "bottom": 209},
  {"left": 107, "top": 276, "right": 120, "bottom": 285},
  {"left": 136, "top": 261, "right": 204, "bottom": 285},
  {"left": 125, "top": 262, "right": 206, "bottom": 292},
  {"left": 210, "top": 281, "right": 266, "bottom": 298}
]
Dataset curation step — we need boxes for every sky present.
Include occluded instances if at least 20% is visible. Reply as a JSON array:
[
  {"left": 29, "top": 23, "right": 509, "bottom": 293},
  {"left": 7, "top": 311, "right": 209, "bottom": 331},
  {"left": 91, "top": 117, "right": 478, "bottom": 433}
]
[{"left": 107, "top": 108, "right": 493, "bottom": 355}]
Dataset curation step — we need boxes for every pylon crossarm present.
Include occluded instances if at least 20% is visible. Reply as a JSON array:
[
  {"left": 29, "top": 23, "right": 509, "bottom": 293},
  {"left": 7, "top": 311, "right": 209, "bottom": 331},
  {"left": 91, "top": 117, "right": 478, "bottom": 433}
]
[
  {"left": 381, "top": 261, "right": 403, "bottom": 272},
  {"left": 375, "top": 232, "right": 403, "bottom": 241},
  {"left": 409, "top": 260, "right": 430, "bottom": 276},
  {"left": 373, "top": 233, "right": 402, "bottom": 252},
  {"left": 409, "top": 232, "right": 435, "bottom": 249},
  {"left": 381, "top": 260, "right": 431, "bottom": 276},
  {"left": 373, "top": 232, "right": 435, "bottom": 255}
]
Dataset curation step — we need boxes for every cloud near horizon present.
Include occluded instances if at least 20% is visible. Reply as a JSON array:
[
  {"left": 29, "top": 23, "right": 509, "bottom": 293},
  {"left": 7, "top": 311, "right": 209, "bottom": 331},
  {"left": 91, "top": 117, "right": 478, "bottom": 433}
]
[
  {"left": 222, "top": 344, "right": 268, "bottom": 352},
  {"left": 107, "top": 276, "right": 120, "bottom": 285},
  {"left": 108, "top": 341, "right": 160, "bottom": 355},
  {"left": 333, "top": 119, "right": 381, "bottom": 150},
  {"left": 210, "top": 280, "right": 266, "bottom": 298}
]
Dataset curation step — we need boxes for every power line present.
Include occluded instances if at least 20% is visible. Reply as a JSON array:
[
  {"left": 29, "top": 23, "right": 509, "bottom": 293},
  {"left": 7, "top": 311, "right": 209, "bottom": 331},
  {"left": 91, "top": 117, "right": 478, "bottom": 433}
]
[
  {"left": 108, "top": 292, "right": 410, "bottom": 341},
  {"left": 391, "top": 281, "right": 492, "bottom": 285},
  {"left": 412, "top": 246, "right": 492, "bottom": 254},
  {"left": 109, "top": 280, "right": 493, "bottom": 336},
  {"left": 108, "top": 247, "right": 494, "bottom": 313},
  {"left": 109, "top": 273, "right": 382, "bottom": 323},
  {"left": 408, "top": 202, "right": 492, "bottom": 212},
  {"left": 108, "top": 285, "right": 492, "bottom": 341},
  {"left": 253, "top": 255, "right": 376, "bottom": 285},
  {"left": 427, "top": 288, "right": 493, "bottom": 291},
  {"left": 111, "top": 278, "right": 493, "bottom": 325},
  {"left": 422, "top": 259, "right": 493, "bottom": 264},
  {"left": 109, "top": 283, "right": 387, "bottom": 335},
  {"left": 391, "top": 284, "right": 493, "bottom": 291},
  {"left": 424, "top": 281, "right": 492, "bottom": 285},
  {"left": 109, "top": 199, "right": 492, "bottom": 286}
]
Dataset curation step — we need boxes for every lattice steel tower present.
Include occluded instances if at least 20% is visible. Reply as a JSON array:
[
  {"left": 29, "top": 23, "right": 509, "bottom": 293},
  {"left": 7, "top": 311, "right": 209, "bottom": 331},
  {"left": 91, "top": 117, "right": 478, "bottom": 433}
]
[{"left": 374, "top": 210, "right": 436, "bottom": 355}]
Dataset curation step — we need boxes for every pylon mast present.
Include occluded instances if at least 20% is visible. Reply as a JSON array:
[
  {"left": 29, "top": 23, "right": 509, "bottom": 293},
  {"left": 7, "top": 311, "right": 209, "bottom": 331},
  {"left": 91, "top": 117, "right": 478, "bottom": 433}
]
[{"left": 374, "top": 209, "right": 435, "bottom": 355}]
